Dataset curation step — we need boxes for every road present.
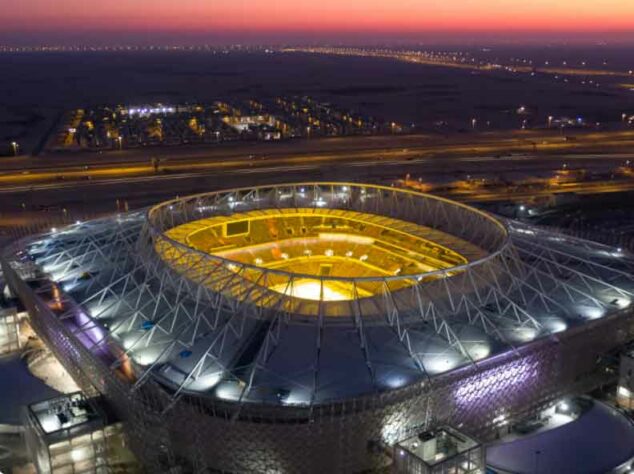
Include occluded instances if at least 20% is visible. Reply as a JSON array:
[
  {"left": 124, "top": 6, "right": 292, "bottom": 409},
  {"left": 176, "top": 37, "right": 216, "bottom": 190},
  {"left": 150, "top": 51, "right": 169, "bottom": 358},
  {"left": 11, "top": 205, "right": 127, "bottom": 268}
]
[
  {"left": 3, "top": 132, "right": 634, "bottom": 240},
  {"left": 0, "top": 151, "right": 631, "bottom": 196},
  {"left": 449, "top": 179, "right": 634, "bottom": 202},
  {"left": 0, "top": 151, "right": 632, "bottom": 217},
  {"left": 285, "top": 47, "right": 634, "bottom": 80},
  {"left": 3, "top": 130, "right": 634, "bottom": 188}
]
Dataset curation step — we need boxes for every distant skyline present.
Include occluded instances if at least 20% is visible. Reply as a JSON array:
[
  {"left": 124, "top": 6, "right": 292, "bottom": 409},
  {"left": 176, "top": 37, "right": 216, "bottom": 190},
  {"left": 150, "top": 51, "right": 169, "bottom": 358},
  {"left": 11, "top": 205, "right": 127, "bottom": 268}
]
[{"left": 2, "top": 0, "right": 634, "bottom": 45}]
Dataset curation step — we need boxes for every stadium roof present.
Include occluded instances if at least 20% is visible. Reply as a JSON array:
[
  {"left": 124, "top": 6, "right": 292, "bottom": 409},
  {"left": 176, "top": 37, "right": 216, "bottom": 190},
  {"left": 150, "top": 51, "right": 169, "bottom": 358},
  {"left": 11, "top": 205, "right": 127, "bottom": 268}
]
[{"left": 5, "top": 183, "right": 634, "bottom": 407}]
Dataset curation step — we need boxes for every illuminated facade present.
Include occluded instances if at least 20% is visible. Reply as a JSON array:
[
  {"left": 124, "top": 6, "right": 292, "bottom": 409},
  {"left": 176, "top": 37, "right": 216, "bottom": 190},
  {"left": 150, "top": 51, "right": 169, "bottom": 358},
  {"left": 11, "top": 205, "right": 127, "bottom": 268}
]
[
  {"left": 23, "top": 392, "right": 139, "bottom": 473},
  {"left": 0, "top": 307, "right": 21, "bottom": 354},
  {"left": 617, "top": 350, "right": 634, "bottom": 409},
  {"left": 394, "top": 426, "right": 484, "bottom": 474},
  {"left": 2, "top": 183, "right": 634, "bottom": 472}
]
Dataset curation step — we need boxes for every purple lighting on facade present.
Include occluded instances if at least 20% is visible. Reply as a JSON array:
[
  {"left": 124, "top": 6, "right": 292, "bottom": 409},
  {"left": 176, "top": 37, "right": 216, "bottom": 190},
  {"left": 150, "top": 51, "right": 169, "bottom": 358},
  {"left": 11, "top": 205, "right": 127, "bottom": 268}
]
[
  {"left": 68, "top": 309, "right": 115, "bottom": 362},
  {"left": 74, "top": 310, "right": 107, "bottom": 345},
  {"left": 453, "top": 356, "right": 539, "bottom": 405}
]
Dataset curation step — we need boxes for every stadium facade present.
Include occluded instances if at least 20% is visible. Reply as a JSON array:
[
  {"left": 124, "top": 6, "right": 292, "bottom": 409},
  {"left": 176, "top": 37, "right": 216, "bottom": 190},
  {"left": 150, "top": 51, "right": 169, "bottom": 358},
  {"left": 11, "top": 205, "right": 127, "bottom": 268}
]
[{"left": 2, "top": 182, "right": 634, "bottom": 473}]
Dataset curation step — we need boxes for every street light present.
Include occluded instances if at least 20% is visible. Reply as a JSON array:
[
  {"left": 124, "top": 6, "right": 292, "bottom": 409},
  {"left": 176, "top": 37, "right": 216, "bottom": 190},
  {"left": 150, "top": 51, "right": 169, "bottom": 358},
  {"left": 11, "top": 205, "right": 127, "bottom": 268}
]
[
  {"left": 471, "top": 118, "right": 477, "bottom": 129},
  {"left": 548, "top": 116, "right": 554, "bottom": 128},
  {"left": 10, "top": 141, "right": 19, "bottom": 156}
]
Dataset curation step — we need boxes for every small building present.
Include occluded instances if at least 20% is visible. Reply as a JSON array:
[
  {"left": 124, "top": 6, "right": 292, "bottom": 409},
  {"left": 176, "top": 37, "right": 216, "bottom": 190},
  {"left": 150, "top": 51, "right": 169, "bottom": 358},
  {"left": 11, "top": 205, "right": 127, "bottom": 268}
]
[
  {"left": 0, "top": 307, "right": 20, "bottom": 354},
  {"left": 223, "top": 114, "right": 277, "bottom": 132},
  {"left": 23, "top": 392, "right": 139, "bottom": 474},
  {"left": 393, "top": 426, "right": 484, "bottom": 474},
  {"left": 617, "top": 349, "right": 634, "bottom": 409},
  {"left": 1, "top": 267, "right": 23, "bottom": 355}
]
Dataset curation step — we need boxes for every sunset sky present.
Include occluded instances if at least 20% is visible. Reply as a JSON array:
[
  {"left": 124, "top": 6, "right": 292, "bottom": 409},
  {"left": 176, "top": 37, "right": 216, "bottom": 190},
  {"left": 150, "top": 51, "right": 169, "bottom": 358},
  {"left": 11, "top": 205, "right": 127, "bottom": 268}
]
[{"left": 2, "top": 0, "right": 634, "bottom": 44}]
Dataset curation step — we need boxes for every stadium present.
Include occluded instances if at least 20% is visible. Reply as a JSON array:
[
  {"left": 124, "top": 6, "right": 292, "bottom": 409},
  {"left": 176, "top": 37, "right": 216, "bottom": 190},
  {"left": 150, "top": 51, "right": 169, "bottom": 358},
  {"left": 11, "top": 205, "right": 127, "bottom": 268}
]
[{"left": 3, "top": 182, "right": 634, "bottom": 473}]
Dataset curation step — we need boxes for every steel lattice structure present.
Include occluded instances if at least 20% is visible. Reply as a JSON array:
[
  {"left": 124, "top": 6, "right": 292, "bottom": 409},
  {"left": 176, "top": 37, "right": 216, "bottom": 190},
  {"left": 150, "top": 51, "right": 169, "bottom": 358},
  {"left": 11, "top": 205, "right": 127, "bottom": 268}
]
[{"left": 3, "top": 182, "right": 634, "bottom": 473}]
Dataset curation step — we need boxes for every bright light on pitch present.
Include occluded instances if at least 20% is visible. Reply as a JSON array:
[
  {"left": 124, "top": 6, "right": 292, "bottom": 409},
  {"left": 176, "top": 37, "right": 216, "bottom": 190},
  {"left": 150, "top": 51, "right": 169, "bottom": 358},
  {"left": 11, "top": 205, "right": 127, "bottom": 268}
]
[{"left": 270, "top": 279, "right": 352, "bottom": 301}]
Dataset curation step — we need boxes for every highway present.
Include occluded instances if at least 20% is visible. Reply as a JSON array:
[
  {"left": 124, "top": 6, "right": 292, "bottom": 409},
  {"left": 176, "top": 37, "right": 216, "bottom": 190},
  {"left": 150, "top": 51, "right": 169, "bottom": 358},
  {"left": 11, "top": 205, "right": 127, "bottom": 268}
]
[
  {"left": 285, "top": 47, "right": 634, "bottom": 80},
  {"left": 3, "top": 130, "right": 634, "bottom": 188},
  {"left": 440, "top": 179, "right": 634, "bottom": 202},
  {"left": 0, "top": 151, "right": 632, "bottom": 214},
  {"left": 2, "top": 150, "right": 633, "bottom": 195},
  {"left": 3, "top": 132, "right": 634, "bottom": 240}
]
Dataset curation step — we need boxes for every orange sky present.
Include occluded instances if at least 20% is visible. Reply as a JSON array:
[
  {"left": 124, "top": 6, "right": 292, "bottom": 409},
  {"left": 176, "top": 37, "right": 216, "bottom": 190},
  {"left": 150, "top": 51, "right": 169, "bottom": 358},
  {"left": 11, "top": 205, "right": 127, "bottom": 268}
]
[{"left": 3, "top": 0, "right": 634, "bottom": 40}]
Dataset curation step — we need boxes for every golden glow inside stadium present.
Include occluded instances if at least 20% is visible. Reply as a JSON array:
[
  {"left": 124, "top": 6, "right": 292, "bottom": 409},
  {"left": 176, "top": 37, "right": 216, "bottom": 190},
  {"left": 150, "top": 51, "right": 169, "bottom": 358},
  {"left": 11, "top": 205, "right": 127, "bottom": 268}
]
[
  {"left": 159, "top": 208, "right": 483, "bottom": 302},
  {"left": 270, "top": 279, "right": 360, "bottom": 301}
]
